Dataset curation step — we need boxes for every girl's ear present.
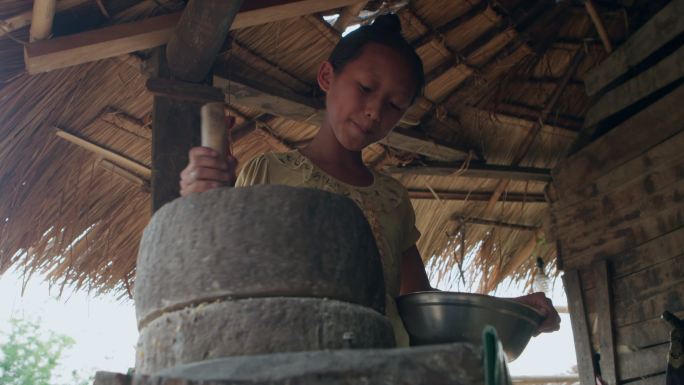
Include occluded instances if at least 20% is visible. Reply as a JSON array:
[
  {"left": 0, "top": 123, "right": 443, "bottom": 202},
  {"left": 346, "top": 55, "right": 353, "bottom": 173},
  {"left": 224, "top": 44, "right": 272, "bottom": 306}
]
[{"left": 317, "top": 61, "right": 334, "bottom": 93}]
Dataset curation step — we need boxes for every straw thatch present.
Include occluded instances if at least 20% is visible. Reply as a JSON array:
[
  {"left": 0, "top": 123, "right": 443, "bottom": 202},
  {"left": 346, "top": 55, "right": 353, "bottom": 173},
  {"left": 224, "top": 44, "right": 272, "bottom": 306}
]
[{"left": 0, "top": 0, "right": 671, "bottom": 297}]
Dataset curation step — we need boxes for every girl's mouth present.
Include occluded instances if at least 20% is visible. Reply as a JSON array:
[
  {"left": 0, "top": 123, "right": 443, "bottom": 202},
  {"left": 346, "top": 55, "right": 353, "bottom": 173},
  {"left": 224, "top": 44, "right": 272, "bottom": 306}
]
[{"left": 352, "top": 120, "right": 372, "bottom": 135}]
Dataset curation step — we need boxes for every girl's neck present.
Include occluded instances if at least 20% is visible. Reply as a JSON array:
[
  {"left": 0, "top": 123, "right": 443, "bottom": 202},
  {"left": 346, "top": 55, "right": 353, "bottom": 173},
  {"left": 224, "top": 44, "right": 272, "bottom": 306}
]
[{"left": 300, "top": 123, "right": 374, "bottom": 187}]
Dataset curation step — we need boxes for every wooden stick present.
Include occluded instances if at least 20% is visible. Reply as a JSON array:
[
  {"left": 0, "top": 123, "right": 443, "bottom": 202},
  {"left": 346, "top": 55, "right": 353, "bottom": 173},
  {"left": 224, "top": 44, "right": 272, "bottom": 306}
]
[
  {"left": 201, "top": 102, "right": 227, "bottom": 159},
  {"left": 584, "top": 0, "right": 613, "bottom": 53},
  {"left": 408, "top": 189, "right": 545, "bottom": 202},
  {"left": 98, "top": 159, "right": 150, "bottom": 191},
  {"left": 55, "top": 128, "right": 151, "bottom": 178},
  {"left": 30, "top": 0, "right": 56, "bottom": 42}
]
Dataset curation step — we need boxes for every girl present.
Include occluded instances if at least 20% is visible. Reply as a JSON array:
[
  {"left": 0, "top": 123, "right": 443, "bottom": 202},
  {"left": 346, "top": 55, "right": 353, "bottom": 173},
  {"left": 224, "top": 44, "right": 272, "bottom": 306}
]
[{"left": 179, "top": 14, "right": 560, "bottom": 346}]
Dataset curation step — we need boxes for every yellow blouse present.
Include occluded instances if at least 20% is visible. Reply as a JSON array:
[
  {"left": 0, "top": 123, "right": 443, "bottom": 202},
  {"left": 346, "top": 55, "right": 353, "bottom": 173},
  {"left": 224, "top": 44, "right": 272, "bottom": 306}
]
[{"left": 235, "top": 150, "right": 421, "bottom": 346}]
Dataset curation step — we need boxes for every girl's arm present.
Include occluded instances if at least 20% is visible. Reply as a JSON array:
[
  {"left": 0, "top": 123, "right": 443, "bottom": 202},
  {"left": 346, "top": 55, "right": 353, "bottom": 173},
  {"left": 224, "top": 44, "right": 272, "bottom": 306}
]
[
  {"left": 399, "top": 245, "right": 561, "bottom": 334},
  {"left": 399, "top": 245, "right": 433, "bottom": 294}
]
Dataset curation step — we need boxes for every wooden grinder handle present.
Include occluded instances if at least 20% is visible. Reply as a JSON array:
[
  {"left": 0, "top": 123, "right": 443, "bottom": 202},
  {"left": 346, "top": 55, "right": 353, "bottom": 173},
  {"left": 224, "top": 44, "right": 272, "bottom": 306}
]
[{"left": 201, "top": 102, "right": 227, "bottom": 159}]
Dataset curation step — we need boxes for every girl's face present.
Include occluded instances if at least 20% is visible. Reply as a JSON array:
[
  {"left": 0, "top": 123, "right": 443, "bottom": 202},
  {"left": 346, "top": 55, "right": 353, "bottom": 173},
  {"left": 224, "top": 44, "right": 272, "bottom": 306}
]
[{"left": 318, "top": 42, "right": 417, "bottom": 152}]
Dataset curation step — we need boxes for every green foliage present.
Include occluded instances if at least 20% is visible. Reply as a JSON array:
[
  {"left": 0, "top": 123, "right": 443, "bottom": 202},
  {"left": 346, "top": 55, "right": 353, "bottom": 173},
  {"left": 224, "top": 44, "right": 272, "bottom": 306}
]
[{"left": 0, "top": 318, "right": 92, "bottom": 385}]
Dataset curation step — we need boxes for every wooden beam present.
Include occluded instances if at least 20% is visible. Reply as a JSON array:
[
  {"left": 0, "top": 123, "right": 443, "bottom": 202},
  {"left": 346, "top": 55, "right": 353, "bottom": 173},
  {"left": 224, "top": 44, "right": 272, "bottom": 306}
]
[
  {"left": 584, "top": 0, "right": 684, "bottom": 96},
  {"left": 381, "top": 127, "right": 469, "bottom": 162},
  {"left": 29, "top": 0, "right": 56, "bottom": 42},
  {"left": 385, "top": 161, "right": 552, "bottom": 182},
  {"left": 54, "top": 128, "right": 151, "bottom": 178},
  {"left": 0, "top": 0, "right": 87, "bottom": 38},
  {"left": 214, "top": 72, "right": 472, "bottom": 161},
  {"left": 494, "top": 101, "right": 584, "bottom": 131},
  {"left": 584, "top": 0, "right": 613, "bottom": 53},
  {"left": 582, "top": 43, "right": 684, "bottom": 130},
  {"left": 408, "top": 189, "right": 546, "bottom": 202},
  {"left": 594, "top": 260, "right": 618, "bottom": 385},
  {"left": 563, "top": 270, "right": 598, "bottom": 385},
  {"left": 553, "top": 83, "right": 684, "bottom": 198},
  {"left": 145, "top": 77, "right": 225, "bottom": 104},
  {"left": 24, "top": 0, "right": 363, "bottom": 74},
  {"left": 25, "top": 12, "right": 180, "bottom": 74},
  {"left": 166, "top": 0, "right": 243, "bottom": 82},
  {"left": 451, "top": 216, "right": 540, "bottom": 231}
]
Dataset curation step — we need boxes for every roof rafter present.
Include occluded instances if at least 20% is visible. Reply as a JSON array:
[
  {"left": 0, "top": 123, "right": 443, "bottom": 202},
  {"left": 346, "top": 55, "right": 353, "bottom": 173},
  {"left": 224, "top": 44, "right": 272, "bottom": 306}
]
[
  {"left": 24, "top": 0, "right": 364, "bottom": 74},
  {"left": 385, "top": 161, "right": 552, "bottom": 182}
]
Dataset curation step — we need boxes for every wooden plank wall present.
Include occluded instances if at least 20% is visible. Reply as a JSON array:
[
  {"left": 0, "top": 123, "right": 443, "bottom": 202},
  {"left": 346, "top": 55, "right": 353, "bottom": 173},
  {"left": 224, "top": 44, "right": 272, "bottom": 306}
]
[{"left": 548, "top": 22, "right": 684, "bottom": 384}]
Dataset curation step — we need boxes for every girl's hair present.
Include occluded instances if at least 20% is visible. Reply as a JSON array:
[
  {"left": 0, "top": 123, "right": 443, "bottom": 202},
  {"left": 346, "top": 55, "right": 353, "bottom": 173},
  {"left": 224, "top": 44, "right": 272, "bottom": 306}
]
[{"left": 328, "top": 13, "right": 425, "bottom": 101}]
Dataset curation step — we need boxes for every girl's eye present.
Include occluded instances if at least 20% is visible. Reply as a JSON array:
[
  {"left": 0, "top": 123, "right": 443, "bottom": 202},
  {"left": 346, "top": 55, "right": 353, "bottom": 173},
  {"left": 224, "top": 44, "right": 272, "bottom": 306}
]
[
  {"left": 389, "top": 103, "right": 402, "bottom": 111},
  {"left": 359, "top": 84, "right": 371, "bottom": 93}
]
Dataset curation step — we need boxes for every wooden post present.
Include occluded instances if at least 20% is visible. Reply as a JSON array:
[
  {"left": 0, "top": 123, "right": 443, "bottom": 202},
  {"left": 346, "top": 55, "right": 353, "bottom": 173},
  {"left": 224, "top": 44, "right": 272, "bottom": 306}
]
[
  {"left": 564, "top": 270, "right": 598, "bottom": 385},
  {"left": 166, "top": 0, "right": 244, "bottom": 82},
  {"left": 594, "top": 260, "right": 618, "bottom": 385},
  {"left": 151, "top": 50, "right": 203, "bottom": 212}
]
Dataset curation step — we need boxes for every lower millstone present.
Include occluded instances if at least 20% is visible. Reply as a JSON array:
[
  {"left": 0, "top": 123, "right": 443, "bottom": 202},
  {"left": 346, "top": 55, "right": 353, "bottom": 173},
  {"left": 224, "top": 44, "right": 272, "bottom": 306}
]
[
  {"left": 139, "top": 342, "right": 485, "bottom": 385},
  {"left": 136, "top": 297, "right": 396, "bottom": 374}
]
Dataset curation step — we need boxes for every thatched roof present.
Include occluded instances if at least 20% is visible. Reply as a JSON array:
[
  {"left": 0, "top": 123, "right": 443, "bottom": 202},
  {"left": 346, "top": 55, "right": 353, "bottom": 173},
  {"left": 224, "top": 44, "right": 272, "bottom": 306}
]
[{"left": 0, "top": 0, "right": 670, "bottom": 297}]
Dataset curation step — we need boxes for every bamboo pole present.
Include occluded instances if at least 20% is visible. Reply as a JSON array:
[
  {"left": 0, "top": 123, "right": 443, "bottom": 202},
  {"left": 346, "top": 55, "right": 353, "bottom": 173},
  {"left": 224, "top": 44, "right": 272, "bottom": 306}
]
[
  {"left": 54, "top": 128, "right": 151, "bottom": 179},
  {"left": 30, "top": 0, "right": 56, "bottom": 41},
  {"left": 584, "top": 0, "right": 613, "bottom": 53},
  {"left": 0, "top": 0, "right": 86, "bottom": 38}
]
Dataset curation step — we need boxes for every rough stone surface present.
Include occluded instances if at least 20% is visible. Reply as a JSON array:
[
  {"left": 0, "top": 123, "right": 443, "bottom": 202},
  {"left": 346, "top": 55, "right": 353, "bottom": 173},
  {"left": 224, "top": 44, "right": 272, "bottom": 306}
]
[
  {"left": 97, "top": 343, "right": 484, "bottom": 385},
  {"left": 136, "top": 297, "right": 395, "bottom": 375},
  {"left": 135, "top": 185, "right": 385, "bottom": 327}
]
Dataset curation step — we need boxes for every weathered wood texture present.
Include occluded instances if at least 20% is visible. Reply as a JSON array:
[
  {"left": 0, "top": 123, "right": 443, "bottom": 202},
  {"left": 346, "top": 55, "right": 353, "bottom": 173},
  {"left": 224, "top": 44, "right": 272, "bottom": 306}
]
[
  {"left": 583, "top": 0, "right": 684, "bottom": 96},
  {"left": 550, "top": 28, "right": 684, "bottom": 384},
  {"left": 563, "top": 270, "right": 597, "bottom": 385},
  {"left": 151, "top": 96, "right": 201, "bottom": 212},
  {"left": 594, "top": 260, "right": 617, "bottom": 385},
  {"left": 583, "top": 44, "right": 684, "bottom": 130},
  {"left": 166, "top": 0, "right": 243, "bottom": 82},
  {"left": 24, "top": 0, "right": 362, "bottom": 74}
]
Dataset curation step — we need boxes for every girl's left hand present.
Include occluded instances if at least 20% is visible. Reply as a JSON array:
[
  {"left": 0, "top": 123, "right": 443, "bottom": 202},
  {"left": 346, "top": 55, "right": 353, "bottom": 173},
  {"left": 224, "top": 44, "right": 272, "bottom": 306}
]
[{"left": 512, "top": 292, "right": 561, "bottom": 336}]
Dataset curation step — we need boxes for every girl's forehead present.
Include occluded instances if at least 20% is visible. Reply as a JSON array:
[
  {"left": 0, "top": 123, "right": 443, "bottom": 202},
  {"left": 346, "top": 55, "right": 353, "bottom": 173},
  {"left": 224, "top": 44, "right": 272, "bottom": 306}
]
[{"left": 344, "top": 43, "right": 416, "bottom": 95}]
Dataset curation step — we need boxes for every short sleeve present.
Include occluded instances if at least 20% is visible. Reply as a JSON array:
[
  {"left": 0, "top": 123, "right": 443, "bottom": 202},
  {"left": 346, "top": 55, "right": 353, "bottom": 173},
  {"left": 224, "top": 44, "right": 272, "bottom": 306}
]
[
  {"left": 235, "top": 154, "right": 269, "bottom": 187},
  {"left": 399, "top": 187, "right": 421, "bottom": 253}
]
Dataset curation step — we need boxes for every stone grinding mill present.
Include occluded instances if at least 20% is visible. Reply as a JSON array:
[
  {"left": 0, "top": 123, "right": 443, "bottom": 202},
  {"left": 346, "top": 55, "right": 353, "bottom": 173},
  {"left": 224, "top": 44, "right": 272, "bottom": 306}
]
[{"left": 85, "top": 103, "right": 513, "bottom": 385}]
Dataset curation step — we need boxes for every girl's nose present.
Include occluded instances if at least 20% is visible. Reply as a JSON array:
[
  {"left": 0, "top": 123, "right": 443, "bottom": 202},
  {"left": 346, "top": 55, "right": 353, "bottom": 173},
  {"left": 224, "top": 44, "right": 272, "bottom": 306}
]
[{"left": 365, "top": 99, "right": 382, "bottom": 122}]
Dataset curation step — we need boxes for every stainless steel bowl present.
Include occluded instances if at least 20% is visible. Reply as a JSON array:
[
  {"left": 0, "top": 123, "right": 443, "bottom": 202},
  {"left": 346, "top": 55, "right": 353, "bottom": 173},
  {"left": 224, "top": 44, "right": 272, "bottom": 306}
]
[{"left": 397, "top": 291, "right": 544, "bottom": 361}]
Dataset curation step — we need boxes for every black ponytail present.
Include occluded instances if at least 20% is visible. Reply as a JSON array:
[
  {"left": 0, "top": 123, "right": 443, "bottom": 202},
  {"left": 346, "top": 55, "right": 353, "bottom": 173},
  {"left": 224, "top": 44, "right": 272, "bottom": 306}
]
[{"left": 327, "top": 14, "right": 425, "bottom": 101}]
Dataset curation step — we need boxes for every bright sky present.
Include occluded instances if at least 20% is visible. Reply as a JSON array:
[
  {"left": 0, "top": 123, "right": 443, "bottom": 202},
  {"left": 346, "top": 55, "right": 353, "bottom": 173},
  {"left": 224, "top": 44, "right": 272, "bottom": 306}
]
[{"left": 0, "top": 266, "right": 576, "bottom": 380}]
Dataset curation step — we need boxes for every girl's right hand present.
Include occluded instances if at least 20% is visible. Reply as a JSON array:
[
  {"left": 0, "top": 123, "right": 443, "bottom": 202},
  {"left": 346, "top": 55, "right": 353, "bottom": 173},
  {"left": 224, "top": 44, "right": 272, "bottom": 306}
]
[{"left": 179, "top": 147, "right": 238, "bottom": 197}]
